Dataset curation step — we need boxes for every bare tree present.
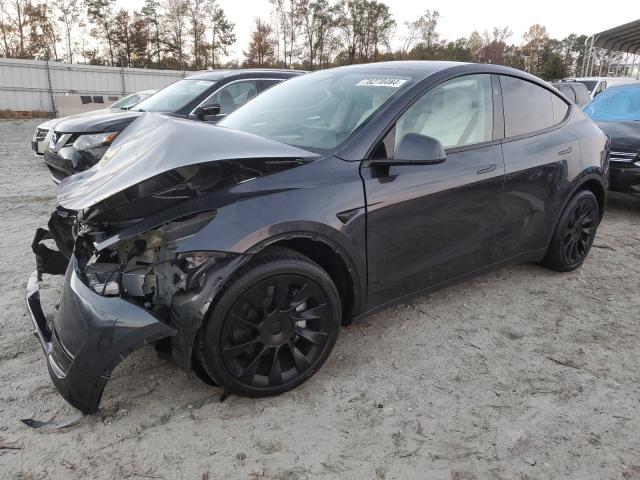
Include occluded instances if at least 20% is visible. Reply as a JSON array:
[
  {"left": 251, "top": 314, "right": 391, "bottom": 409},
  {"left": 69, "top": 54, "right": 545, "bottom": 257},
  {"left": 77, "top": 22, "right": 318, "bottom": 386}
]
[
  {"left": 162, "top": 0, "right": 188, "bottom": 69},
  {"left": 209, "top": 2, "right": 235, "bottom": 68},
  {"left": 141, "top": 0, "right": 163, "bottom": 65},
  {"left": 0, "top": 0, "right": 16, "bottom": 57},
  {"left": 26, "top": 2, "right": 59, "bottom": 60},
  {"left": 416, "top": 9, "right": 440, "bottom": 52},
  {"left": 187, "top": 0, "right": 206, "bottom": 69},
  {"left": 85, "top": 0, "right": 117, "bottom": 65},
  {"left": 270, "top": 0, "right": 302, "bottom": 68},
  {"left": 54, "top": 0, "right": 80, "bottom": 62}
]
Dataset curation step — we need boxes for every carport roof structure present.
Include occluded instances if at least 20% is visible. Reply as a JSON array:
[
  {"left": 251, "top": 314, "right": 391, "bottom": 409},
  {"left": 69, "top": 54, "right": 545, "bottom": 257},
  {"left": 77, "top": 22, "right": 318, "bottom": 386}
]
[
  {"left": 592, "top": 19, "right": 640, "bottom": 54},
  {"left": 582, "top": 19, "right": 640, "bottom": 76}
]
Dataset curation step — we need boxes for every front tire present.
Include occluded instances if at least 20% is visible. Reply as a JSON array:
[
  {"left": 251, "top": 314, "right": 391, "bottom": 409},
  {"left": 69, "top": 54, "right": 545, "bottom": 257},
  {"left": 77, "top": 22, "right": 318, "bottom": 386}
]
[
  {"left": 543, "top": 190, "right": 599, "bottom": 272},
  {"left": 195, "top": 247, "right": 341, "bottom": 397}
]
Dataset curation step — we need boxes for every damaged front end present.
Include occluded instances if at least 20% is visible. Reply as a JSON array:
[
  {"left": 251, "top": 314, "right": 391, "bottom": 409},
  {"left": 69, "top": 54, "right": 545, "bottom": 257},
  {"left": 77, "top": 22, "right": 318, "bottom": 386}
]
[
  {"left": 27, "top": 113, "right": 317, "bottom": 413},
  {"left": 28, "top": 207, "right": 247, "bottom": 413}
]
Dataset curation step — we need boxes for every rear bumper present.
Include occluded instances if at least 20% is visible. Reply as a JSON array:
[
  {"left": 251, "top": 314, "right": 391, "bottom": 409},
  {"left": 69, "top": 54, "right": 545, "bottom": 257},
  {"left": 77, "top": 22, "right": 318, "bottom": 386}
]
[
  {"left": 609, "top": 163, "right": 640, "bottom": 194},
  {"left": 25, "top": 255, "right": 175, "bottom": 413}
]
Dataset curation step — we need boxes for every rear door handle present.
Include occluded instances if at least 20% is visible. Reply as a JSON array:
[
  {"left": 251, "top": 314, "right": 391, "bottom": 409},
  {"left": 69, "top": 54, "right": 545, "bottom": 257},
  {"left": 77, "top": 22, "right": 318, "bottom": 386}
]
[
  {"left": 558, "top": 146, "right": 573, "bottom": 155},
  {"left": 477, "top": 163, "right": 497, "bottom": 175}
]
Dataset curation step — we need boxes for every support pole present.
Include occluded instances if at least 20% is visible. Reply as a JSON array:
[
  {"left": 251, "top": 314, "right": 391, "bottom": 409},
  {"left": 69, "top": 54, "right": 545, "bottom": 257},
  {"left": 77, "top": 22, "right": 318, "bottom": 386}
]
[{"left": 45, "top": 59, "right": 56, "bottom": 116}]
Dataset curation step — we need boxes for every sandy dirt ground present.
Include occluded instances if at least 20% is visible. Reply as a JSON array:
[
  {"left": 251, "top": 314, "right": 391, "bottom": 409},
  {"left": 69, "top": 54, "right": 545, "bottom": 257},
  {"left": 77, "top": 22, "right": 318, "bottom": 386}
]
[{"left": 1, "top": 119, "right": 639, "bottom": 480}]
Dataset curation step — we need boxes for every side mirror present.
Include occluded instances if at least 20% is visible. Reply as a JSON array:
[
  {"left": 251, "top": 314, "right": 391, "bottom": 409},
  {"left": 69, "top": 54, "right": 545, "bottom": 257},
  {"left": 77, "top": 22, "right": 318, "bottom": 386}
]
[
  {"left": 370, "top": 133, "right": 446, "bottom": 167},
  {"left": 195, "top": 104, "right": 221, "bottom": 120}
]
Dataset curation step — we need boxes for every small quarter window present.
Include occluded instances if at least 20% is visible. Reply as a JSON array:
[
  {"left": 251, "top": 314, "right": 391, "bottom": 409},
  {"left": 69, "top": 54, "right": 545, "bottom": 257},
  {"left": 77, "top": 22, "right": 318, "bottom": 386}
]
[{"left": 551, "top": 94, "right": 569, "bottom": 123}]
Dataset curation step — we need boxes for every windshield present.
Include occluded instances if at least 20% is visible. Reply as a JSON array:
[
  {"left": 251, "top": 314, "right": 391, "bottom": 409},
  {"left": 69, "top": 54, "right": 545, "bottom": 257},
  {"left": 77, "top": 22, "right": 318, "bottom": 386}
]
[
  {"left": 219, "top": 70, "right": 414, "bottom": 149},
  {"left": 133, "top": 79, "right": 215, "bottom": 113},
  {"left": 111, "top": 93, "right": 143, "bottom": 109},
  {"left": 577, "top": 80, "right": 597, "bottom": 93},
  {"left": 583, "top": 85, "right": 640, "bottom": 121}
]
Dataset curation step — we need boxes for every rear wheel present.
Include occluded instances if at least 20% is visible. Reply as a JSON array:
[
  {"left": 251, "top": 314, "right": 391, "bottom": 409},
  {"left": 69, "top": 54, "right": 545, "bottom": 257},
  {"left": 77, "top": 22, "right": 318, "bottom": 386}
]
[
  {"left": 195, "top": 247, "right": 341, "bottom": 397},
  {"left": 543, "top": 190, "right": 599, "bottom": 272}
]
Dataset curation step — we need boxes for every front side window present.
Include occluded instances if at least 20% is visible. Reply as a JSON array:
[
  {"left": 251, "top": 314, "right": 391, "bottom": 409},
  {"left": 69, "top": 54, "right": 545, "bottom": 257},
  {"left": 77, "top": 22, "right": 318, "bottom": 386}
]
[
  {"left": 501, "top": 76, "right": 557, "bottom": 137},
  {"left": 219, "top": 70, "right": 414, "bottom": 150},
  {"left": 583, "top": 85, "right": 640, "bottom": 121},
  {"left": 394, "top": 74, "right": 493, "bottom": 150},
  {"left": 201, "top": 80, "right": 260, "bottom": 115},
  {"left": 133, "top": 79, "right": 216, "bottom": 113}
]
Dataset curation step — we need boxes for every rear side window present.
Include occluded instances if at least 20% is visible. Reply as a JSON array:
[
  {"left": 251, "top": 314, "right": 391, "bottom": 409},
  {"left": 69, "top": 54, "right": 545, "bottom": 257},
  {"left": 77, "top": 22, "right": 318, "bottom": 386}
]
[
  {"left": 501, "top": 76, "right": 560, "bottom": 137},
  {"left": 558, "top": 85, "right": 576, "bottom": 103}
]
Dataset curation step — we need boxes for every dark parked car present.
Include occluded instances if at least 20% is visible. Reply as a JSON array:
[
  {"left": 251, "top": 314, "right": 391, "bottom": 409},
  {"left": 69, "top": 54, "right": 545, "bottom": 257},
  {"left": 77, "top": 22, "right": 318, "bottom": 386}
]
[
  {"left": 39, "top": 69, "right": 303, "bottom": 183},
  {"left": 583, "top": 82, "right": 640, "bottom": 194},
  {"left": 28, "top": 61, "right": 609, "bottom": 413},
  {"left": 552, "top": 81, "right": 591, "bottom": 107},
  {"left": 31, "top": 90, "right": 156, "bottom": 156}
]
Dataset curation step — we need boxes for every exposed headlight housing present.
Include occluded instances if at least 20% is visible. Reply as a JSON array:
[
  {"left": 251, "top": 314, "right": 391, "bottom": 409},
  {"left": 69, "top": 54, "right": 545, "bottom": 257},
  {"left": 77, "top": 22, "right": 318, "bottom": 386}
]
[
  {"left": 178, "top": 251, "right": 234, "bottom": 289},
  {"left": 73, "top": 132, "right": 119, "bottom": 152}
]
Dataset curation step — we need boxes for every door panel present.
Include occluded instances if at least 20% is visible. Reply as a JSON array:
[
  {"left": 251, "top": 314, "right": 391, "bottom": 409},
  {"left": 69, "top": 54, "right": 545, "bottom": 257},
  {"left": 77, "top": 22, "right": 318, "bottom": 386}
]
[
  {"left": 496, "top": 75, "right": 580, "bottom": 259},
  {"left": 363, "top": 144, "right": 505, "bottom": 308},
  {"left": 498, "top": 131, "right": 579, "bottom": 257}
]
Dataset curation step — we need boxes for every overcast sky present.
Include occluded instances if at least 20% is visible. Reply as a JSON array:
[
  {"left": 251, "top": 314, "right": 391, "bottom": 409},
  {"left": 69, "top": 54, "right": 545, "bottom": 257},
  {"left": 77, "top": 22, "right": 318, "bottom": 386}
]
[{"left": 123, "top": 0, "right": 635, "bottom": 62}]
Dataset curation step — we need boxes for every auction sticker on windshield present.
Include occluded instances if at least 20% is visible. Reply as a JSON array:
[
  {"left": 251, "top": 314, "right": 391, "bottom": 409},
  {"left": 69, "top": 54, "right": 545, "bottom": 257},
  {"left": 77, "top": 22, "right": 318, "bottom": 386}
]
[{"left": 356, "top": 78, "right": 407, "bottom": 88}]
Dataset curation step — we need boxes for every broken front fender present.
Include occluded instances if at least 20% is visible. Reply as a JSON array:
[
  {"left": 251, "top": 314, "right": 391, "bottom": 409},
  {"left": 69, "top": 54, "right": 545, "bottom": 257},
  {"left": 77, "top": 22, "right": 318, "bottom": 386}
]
[{"left": 26, "top": 256, "right": 176, "bottom": 414}]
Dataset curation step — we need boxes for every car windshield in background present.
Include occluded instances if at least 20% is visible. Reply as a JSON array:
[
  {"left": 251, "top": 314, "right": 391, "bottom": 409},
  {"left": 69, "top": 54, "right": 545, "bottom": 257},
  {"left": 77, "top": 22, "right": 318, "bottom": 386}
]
[
  {"left": 577, "top": 80, "right": 597, "bottom": 93},
  {"left": 583, "top": 85, "right": 640, "bottom": 121},
  {"left": 111, "top": 94, "right": 142, "bottom": 109},
  {"left": 133, "top": 79, "right": 215, "bottom": 112},
  {"left": 219, "top": 71, "right": 414, "bottom": 150}
]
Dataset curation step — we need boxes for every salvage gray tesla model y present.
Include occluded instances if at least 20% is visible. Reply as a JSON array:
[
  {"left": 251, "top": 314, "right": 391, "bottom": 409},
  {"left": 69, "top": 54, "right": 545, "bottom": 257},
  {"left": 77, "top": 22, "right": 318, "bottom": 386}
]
[{"left": 28, "top": 61, "right": 609, "bottom": 413}]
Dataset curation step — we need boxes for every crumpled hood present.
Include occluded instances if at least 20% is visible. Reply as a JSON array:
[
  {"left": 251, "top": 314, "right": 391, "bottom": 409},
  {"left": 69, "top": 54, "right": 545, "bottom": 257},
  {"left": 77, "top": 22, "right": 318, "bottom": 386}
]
[
  {"left": 57, "top": 113, "right": 320, "bottom": 211},
  {"left": 53, "top": 109, "right": 142, "bottom": 134}
]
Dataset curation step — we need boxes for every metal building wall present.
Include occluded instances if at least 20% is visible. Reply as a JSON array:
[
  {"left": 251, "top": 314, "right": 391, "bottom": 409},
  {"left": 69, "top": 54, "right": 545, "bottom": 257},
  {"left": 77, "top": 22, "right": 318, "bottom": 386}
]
[{"left": 0, "top": 58, "right": 186, "bottom": 113}]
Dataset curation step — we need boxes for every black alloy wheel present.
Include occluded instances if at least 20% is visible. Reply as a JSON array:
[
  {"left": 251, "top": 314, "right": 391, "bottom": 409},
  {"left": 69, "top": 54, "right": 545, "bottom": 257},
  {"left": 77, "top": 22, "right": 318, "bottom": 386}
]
[
  {"left": 543, "top": 190, "right": 599, "bottom": 272},
  {"left": 196, "top": 247, "right": 341, "bottom": 397},
  {"left": 561, "top": 196, "right": 598, "bottom": 265}
]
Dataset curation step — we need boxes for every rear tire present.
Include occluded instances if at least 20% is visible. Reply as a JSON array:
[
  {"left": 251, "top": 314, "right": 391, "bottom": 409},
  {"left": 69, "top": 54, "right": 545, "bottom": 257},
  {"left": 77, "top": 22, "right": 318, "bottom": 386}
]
[
  {"left": 543, "top": 190, "right": 599, "bottom": 272},
  {"left": 195, "top": 247, "right": 341, "bottom": 397}
]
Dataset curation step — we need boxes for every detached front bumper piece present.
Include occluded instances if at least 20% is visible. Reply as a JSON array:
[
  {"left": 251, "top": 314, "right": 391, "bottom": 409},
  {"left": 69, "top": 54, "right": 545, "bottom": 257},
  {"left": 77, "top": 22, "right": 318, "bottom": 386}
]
[{"left": 26, "top": 256, "right": 175, "bottom": 413}]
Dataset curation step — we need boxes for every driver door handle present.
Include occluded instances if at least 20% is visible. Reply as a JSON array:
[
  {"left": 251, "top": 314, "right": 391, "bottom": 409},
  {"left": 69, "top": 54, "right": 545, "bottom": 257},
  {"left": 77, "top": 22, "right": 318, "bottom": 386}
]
[
  {"left": 477, "top": 163, "right": 497, "bottom": 175},
  {"left": 558, "top": 146, "right": 573, "bottom": 156}
]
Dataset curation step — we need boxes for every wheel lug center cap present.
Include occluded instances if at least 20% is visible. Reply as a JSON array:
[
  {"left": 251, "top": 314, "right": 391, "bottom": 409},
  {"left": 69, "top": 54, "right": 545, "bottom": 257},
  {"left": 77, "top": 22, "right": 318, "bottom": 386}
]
[{"left": 269, "top": 321, "right": 283, "bottom": 335}]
